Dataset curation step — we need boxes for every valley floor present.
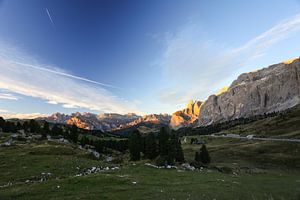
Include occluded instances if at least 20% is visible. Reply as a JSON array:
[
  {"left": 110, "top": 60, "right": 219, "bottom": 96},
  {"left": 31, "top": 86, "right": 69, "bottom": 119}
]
[{"left": 0, "top": 133, "right": 300, "bottom": 200}]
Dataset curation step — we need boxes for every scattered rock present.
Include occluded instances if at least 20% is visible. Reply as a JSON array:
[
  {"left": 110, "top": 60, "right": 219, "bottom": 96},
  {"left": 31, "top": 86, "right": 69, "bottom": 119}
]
[
  {"left": 181, "top": 163, "right": 195, "bottom": 171},
  {"left": 106, "top": 156, "right": 113, "bottom": 162},
  {"left": 144, "top": 163, "right": 159, "bottom": 168}
]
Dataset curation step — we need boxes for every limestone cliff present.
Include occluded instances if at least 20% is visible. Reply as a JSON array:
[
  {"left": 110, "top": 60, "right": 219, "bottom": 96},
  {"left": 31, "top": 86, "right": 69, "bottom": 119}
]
[
  {"left": 170, "top": 100, "right": 202, "bottom": 130},
  {"left": 199, "top": 58, "right": 300, "bottom": 125}
]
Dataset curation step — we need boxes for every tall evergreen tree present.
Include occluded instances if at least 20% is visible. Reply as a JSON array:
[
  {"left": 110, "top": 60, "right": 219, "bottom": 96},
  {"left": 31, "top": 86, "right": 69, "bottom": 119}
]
[
  {"left": 3, "top": 121, "right": 14, "bottom": 132},
  {"left": 23, "top": 121, "right": 29, "bottom": 132},
  {"left": 28, "top": 119, "right": 40, "bottom": 133},
  {"left": 42, "top": 121, "right": 50, "bottom": 138},
  {"left": 70, "top": 125, "right": 79, "bottom": 143},
  {"left": 158, "top": 127, "right": 169, "bottom": 156},
  {"left": 166, "top": 134, "right": 177, "bottom": 165},
  {"left": 175, "top": 139, "right": 185, "bottom": 163},
  {"left": 0, "top": 117, "right": 5, "bottom": 130},
  {"left": 199, "top": 144, "right": 210, "bottom": 164},
  {"left": 16, "top": 122, "right": 22, "bottom": 131},
  {"left": 144, "top": 133, "right": 158, "bottom": 159},
  {"left": 129, "top": 129, "right": 141, "bottom": 161},
  {"left": 51, "top": 124, "right": 63, "bottom": 136}
]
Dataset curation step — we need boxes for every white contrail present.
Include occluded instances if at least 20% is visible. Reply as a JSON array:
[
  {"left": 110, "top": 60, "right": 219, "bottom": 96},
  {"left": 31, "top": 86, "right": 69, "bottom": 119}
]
[
  {"left": 46, "top": 8, "right": 55, "bottom": 28},
  {"left": 10, "top": 61, "right": 120, "bottom": 89}
]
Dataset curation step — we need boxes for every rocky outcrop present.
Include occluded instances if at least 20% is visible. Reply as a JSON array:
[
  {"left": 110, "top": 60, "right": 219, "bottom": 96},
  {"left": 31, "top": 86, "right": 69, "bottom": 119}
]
[
  {"left": 67, "top": 117, "right": 91, "bottom": 129},
  {"left": 170, "top": 100, "right": 202, "bottom": 130},
  {"left": 199, "top": 58, "right": 300, "bottom": 126}
]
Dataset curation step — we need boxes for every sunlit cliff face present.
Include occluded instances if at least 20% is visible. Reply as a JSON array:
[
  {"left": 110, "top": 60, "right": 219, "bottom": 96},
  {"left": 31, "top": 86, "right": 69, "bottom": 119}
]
[
  {"left": 215, "top": 86, "right": 229, "bottom": 96},
  {"left": 67, "top": 117, "right": 90, "bottom": 129},
  {"left": 169, "top": 100, "right": 202, "bottom": 130},
  {"left": 282, "top": 58, "right": 299, "bottom": 64}
]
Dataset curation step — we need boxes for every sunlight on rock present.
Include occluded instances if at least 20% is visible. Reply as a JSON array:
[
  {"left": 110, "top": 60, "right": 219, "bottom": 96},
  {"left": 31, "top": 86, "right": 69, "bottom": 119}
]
[
  {"left": 215, "top": 86, "right": 229, "bottom": 96},
  {"left": 282, "top": 58, "right": 299, "bottom": 64}
]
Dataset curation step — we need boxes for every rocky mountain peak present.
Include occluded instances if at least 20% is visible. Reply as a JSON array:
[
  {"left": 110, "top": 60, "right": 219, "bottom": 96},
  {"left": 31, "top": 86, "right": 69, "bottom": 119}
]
[{"left": 170, "top": 100, "right": 202, "bottom": 130}]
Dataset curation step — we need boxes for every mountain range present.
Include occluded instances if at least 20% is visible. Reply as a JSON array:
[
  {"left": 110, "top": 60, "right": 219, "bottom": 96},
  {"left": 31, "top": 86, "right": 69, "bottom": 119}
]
[
  {"left": 37, "top": 112, "right": 170, "bottom": 132},
  {"left": 38, "top": 58, "right": 300, "bottom": 132}
]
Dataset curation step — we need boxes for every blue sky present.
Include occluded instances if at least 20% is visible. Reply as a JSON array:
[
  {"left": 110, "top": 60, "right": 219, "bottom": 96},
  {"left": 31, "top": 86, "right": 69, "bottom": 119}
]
[{"left": 1, "top": 0, "right": 300, "bottom": 118}]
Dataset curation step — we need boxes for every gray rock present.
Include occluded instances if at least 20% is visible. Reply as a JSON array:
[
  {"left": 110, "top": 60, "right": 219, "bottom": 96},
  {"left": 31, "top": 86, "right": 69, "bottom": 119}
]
[{"left": 199, "top": 58, "right": 300, "bottom": 125}]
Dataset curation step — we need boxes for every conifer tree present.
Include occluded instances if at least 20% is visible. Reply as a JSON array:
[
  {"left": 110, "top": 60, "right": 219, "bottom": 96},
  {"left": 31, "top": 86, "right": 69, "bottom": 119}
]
[
  {"left": 42, "top": 121, "right": 50, "bottom": 138},
  {"left": 158, "top": 127, "right": 169, "bottom": 156},
  {"left": 199, "top": 144, "right": 210, "bottom": 164},
  {"left": 70, "top": 125, "right": 79, "bottom": 143},
  {"left": 51, "top": 124, "right": 63, "bottom": 136},
  {"left": 16, "top": 122, "right": 22, "bottom": 131},
  {"left": 0, "top": 117, "right": 5, "bottom": 130},
  {"left": 145, "top": 133, "right": 158, "bottom": 159},
  {"left": 175, "top": 139, "right": 185, "bottom": 163},
  {"left": 129, "top": 129, "right": 141, "bottom": 161},
  {"left": 23, "top": 121, "right": 29, "bottom": 132}
]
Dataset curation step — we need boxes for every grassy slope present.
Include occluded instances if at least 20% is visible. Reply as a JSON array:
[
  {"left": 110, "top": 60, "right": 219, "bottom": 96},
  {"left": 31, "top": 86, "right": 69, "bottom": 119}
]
[
  {"left": 219, "top": 105, "right": 300, "bottom": 138},
  {"left": 0, "top": 138, "right": 299, "bottom": 199},
  {"left": 183, "top": 136, "right": 300, "bottom": 170},
  {"left": 1, "top": 105, "right": 300, "bottom": 200},
  {"left": 1, "top": 165, "right": 300, "bottom": 200}
]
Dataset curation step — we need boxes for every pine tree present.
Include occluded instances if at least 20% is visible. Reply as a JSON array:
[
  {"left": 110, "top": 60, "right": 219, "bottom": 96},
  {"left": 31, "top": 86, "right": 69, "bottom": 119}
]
[
  {"left": 23, "top": 121, "right": 29, "bottom": 132},
  {"left": 70, "top": 125, "right": 79, "bottom": 143},
  {"left": 199, "top": 144, "right": 210, "bottom": 164},
  {"left": 158, "top": 127, "right": 169, "bottom": 156},
  {"left": 29, "top": 119, "right": 40, "bottom": 133},
  {"left": 0, "top": 117, "right": 5, "bottom": 130},
  {"left": 129, "top": 129, "right": 141, "bottom": 161},
  {"left": 16, "top": 122, "right": 22, "bottom": 131},
  {"left": 166, "top": 134, "right": 177, "bottom": 165},
  {"left": 175, "top": 139, "right": 185, "bottom": 163},
  {"left": 42, "top": 121, "right": 50, "bottom": 138},
  {"left": 3, "top": 121, "right": 13, "bottom": 132},
  {"left": 51, "top": 124, "right": 63, "bottom": 136},
  {"left": 145, "top": 133, "right": 158, "bottom": 160}
]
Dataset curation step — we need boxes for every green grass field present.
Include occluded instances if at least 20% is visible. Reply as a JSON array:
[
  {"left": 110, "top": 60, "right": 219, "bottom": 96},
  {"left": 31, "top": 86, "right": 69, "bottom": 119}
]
[{"left": 0, "top": 136, "right": 299, "bottom": 200}]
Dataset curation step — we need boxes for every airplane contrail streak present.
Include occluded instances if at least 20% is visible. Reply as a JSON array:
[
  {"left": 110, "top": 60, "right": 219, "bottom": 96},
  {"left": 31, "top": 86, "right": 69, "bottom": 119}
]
[
  {"left": 46, "top": 8, "right": 55, "bottom": 28},
  {"left": 11, "top": 61, "right": 120, "bottom": 89}
]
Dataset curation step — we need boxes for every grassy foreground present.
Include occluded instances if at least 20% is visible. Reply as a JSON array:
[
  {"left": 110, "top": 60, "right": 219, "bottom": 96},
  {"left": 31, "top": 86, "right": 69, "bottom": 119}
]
[
  {"left": 0, "top": 137, "right": 300, "bottom": 200},
  {"left": 1, "top": 164, "right": 300, "bottom": 200}
]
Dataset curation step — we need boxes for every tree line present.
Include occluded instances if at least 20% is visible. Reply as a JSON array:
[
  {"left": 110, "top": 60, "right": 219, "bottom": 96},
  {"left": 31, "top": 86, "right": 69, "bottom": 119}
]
[
  {"left": 0, "top": 117, "right": 79, "bottom": 143},
  {"left": 0, "top": 117, "right": 211, "bottom": 166},
  {"left": 80, "top": 135, "right": 129, "bottom": 153},
  {"left": 129, "top": 127, "right": 185, "bottom": 165},
  {"left": 184, "top": 109, "right": 291, "bottom": 136}
]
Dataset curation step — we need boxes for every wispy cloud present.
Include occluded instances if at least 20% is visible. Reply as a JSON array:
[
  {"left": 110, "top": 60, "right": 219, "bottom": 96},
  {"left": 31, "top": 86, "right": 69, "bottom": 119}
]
[
  {"left": 0, "top": 112, "right": 47, "bottom": 119},
  {"left": 0, "top": 92, "right": 18, "bottom": 100},
  {"left": 0, "top": 43, "right": 140, "bottom": 114},
  {"left": 46, "top": 8, "right": 55, "bottom": 29},
  {"left": 0, "top": 109, "right": 9, "bottom": 113},
  {"left": 159, "top": 13, "right": 300, "bottom": 105},
  {"left": 46, "top": 100, "right": 58, "bottom": 105},
  {"left": 0, "top": 108, "right": 46, "bottom": 119}
]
